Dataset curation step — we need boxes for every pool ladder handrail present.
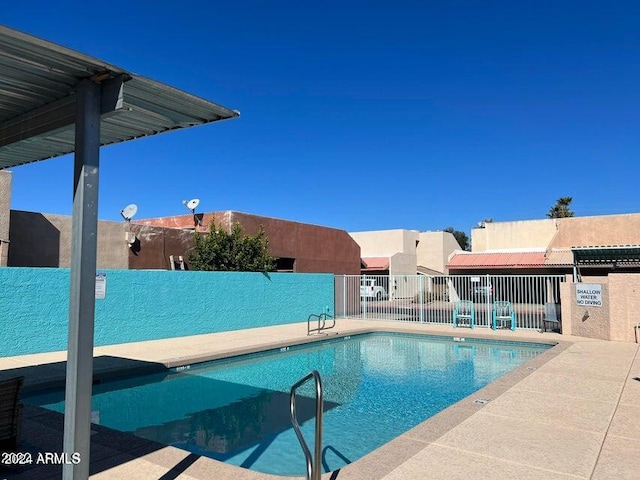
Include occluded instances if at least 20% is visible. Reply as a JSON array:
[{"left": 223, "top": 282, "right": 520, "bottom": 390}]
[
  {"left": 307, "top": 312, "right": 335, "bottom": 336},
  {"left": 290, "top": 370, "right": 323, "bottom": 480}
]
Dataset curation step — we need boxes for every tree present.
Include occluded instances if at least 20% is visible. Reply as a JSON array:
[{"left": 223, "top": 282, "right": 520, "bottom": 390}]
[
  {"left": 189, "top": 221, "right": 276, "bottom": 272},
  {"left": 546, "top": 197, "right": 575, "bottom": 218},
  {"left": 444, "top": 227, "right": 470, "bottom": 251}
]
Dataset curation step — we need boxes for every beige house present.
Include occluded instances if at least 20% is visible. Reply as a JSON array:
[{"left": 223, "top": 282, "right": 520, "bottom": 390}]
[
  {"left": 471, "top": 213, "right": 640, "bottom": 254},
  {"left": 349, "top": 229, "right": 461, "bottom": 275},
  {"left": 448, "top": 214, "right": 640, "bottom": 275},
  {"left": 447, "top": 214, "right": 640, "bottom": 342}
]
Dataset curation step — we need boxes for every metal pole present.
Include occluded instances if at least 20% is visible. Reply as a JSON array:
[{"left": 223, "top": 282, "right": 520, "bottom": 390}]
[
  {"left": 362, "top": 275, "right": 366, "bottom": 320},
  {"left": 342, "top": 275, "right": 346, "bottom": 318},
  {"left": 486, "top": 274, "right": 491, "bottom": 328},
  {"left": 63, "top": 79, "right": 101, "bottom": 480},
  {"left": 313, "top": 372, "right": 323, "bottom": 480}
]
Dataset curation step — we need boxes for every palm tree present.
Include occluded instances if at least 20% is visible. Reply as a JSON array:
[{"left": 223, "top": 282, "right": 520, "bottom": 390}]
[{"left": 546, "top": 197, "right": 574, "bottom": 218}]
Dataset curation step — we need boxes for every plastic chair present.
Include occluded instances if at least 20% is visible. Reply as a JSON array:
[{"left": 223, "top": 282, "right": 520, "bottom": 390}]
[
  {"left": 492, "top": 301, "right": 516, "bottom": 331},
  {"left": 453, "top": 300, "right": 475, "bottom": 329}
]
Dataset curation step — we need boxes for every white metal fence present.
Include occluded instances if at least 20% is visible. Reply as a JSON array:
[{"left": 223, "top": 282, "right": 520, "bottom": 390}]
[{"left": 334, "top": 274, "right": 566, "bottom": 331}]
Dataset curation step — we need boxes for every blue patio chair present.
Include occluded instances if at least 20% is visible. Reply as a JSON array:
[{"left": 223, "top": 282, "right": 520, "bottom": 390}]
[
  {"left": 453, "top": 300, "right": 475, "bottom": 329},
  {"left": 492, "top": 301, "right": 516, "bottom": 331}
]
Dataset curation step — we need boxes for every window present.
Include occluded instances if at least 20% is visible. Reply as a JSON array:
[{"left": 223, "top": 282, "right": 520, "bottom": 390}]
[{"left": 275, "top": 257, "right": 295, "bottom": 272}]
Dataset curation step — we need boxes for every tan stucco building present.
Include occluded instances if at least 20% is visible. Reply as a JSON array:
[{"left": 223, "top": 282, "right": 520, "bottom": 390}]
[
  {"left": 8, "top": 211, "right": 131, "bottom": 269},
  {"left": 349, "top": 229, "right": 461, "bottom": 275},
  {"left": 447, "top": 214, "right": 640, "bottom": 342},
  {"left": 471, "top": 214, "right": 640, "bottom": 252},
  {"left": 448, "top": 213, "right": 640, "bottom": 275}
]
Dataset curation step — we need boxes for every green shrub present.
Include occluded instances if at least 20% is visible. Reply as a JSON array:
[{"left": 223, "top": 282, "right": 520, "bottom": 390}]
[{"left": 189, "top": 221, "right": 276, "bottom": 272}]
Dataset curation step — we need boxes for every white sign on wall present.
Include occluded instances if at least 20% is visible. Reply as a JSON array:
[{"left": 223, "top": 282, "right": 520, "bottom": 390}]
[
  {"left": 576, "top": 283, "right": 602, "bottom": 307},
  {"left": 95, "top": 272, "right": 106, "bottom": 300}
]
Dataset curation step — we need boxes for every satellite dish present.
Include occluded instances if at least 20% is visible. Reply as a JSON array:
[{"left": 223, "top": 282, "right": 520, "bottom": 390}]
[
  {"left": 120, "top": 204, "right": 138, "bottom": 221},
  {"left": 183, "top": 198, "right": 200, "bottom": 212}
]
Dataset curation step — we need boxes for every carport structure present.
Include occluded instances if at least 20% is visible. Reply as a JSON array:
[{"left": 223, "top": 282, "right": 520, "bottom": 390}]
[
  {"left": 571, "top": 245, "right": 640, "bottom": 281},
  {"left": 0, "top": 25, "right": 239, "bottom": 479}
]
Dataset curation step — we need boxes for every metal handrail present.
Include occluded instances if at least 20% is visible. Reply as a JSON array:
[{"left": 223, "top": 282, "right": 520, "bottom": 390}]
[
  {"left": 290, "top": 370, "right": 323, "bottom": 480},
  {"left": 307, "top": 312, "right": 335, "bottom": 336}
]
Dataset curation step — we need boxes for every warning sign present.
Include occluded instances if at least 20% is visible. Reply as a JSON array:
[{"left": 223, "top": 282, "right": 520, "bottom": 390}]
[
  {"left": 95, "top": 271, "right": 106, "bottom": 300},
  {"left": 576, "top": 283, "right": 602, "bottom": 307}
]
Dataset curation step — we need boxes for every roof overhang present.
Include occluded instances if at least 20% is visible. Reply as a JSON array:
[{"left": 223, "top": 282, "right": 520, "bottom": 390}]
[
  {"left": 417, "top": 265, "right": 444, "bottom": 276},
  {"left": 362, "top": 256, "right": 390, "bottom": 271},
  {"left": 0, "top": 25, "right": 239, "bottom": 168},
  {"left": 447, "top": 251, "right": 546, "bottom": 270},
  {"left": 571, "top": 245, "right": 640, "bottom": 266},
  {"left": 543, "top": 249, "right": 574, "bottom": 267}
]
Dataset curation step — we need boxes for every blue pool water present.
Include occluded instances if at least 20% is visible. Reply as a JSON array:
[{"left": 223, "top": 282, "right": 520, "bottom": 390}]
[{"left": 26, "top": 333, "right": 550, "bottom": 476}]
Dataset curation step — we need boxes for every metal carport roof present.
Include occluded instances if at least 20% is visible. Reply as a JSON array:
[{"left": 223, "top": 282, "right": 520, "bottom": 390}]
[
  {"left": 0, "top": 25, "right": 238, "bottom": 480},
  {"left": 571, "top": 245, "right": 640, "bottom": 265},
  {"left": 0, "top": 25, "right": 239, "bottom": 168},
  {"left": 570, "top": 245, "right": 640, "bottom": 282}
]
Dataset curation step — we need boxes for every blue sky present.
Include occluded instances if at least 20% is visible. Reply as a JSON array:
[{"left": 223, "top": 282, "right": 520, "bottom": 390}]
[{"left": 4, "top": 1, "right": 640, "bottom": 234}]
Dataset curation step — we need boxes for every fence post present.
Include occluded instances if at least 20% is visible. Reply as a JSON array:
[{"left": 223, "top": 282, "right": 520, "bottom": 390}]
[
  {"left": 342, "top": 275, "right": 346, "bottom": 319},
  {"left": 419, "top": 275, "right": 424, "bottom": 323},
  {"left": 362, "top": 275, "right": 366, "bottom": 320},
  {"left": 486, "top": 274, "right": 492, "bottom": 328}
]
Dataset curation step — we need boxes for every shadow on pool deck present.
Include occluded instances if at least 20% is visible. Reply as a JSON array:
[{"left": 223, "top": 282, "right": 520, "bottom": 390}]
[
  {"left": 2, "top": 405, "right": 177, "bottom": 479},
  {"left": 1, "top": 356, "right": 171, "bottom": 479},
  {"left": 0, "top": 355, "right": 168, "bottom": 394},
  {"left": 1, "top": 353, "right": 340, "bottom": 480}
]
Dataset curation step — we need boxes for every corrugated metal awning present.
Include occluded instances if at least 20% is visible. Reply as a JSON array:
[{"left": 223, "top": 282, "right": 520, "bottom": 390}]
[
  {"left": 571, "top": 245, "right": 640, "bottom": 265},
  {"left": 0, "top": 25, "right": 239, "bottom": 168},
  {"left": 447, "top": 251, "right": 546, "bottom": 269}
]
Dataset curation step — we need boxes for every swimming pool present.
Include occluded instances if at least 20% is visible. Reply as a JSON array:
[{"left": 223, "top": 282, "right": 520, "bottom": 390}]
[{"left": 26, "top": 333, "right": 551, "bottom": 476}]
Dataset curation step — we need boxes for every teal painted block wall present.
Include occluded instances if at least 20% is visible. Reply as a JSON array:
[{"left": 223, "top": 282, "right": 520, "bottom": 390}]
[{"left": 0, "top": 268, "right": 334, "bottom": 357}]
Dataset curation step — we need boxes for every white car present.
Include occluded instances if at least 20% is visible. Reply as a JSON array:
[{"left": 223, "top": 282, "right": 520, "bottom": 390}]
[{"left": 360, "top": 280, "right": 387, "bottom": 300}]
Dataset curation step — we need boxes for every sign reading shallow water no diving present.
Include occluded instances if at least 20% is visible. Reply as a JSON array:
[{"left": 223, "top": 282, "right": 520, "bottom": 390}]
[{"left": 576, "top": 283, "right": 602, "bottom": 307}]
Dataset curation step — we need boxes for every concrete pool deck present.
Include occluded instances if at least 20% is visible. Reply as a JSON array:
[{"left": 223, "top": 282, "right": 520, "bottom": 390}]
[{"left": 1, "top": 319, "right": 639, "bottom": 479}]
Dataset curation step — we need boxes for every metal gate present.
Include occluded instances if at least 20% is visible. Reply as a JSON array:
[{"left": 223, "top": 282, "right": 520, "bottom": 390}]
[{"left": 334, "top": 274, "right": 566, "bottom": 330}]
